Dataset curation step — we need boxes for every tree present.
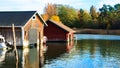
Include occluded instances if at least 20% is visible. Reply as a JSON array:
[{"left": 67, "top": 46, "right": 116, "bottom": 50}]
[
  {"left": 78, "top": 9, "right": 92, "bottom": 28},
  {"left": 57, "top": 5, "right": 78, "bottom": 27},
  {"left": 44, "top": 3, "right": 57, "bottom": 20},
  {"left": 41, "top": 14, "right": 49, "bottom": 21},
  {"left": 99, "top": 4, "right": 109, "bottom": 29},
  {"left": 112, "top": 4, "right": 120, "bottom": 29},
  {"left": 50, "top": 15, "right": 61, "bottom": 22},
  {"left": 114, "top": 4, "right": 120, "bottom": 10},
  {"left": 90, "top": 5, "right": 98, "bottom": 23},
  {"left": 98, "top": 4, "right": 120, "bottom": 29}
]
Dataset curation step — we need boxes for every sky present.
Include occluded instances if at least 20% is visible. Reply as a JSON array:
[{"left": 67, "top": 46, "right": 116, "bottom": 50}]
[{"left": 0, "top": 0, "right": 120, "bottom": 14}]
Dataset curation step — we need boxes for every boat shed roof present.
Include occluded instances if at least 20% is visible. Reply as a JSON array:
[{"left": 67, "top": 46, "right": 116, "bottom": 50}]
[
  {"left": 0, "top": 11, "right": 46, "bottom": 27},
  {"left": 47, "top": 20, "right": 76, "bottom": 33}
]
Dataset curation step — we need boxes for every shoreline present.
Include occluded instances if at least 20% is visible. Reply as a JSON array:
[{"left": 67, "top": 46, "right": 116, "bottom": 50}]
[{"left": 74, "top": 29, "right": 120, "bottom": 35}]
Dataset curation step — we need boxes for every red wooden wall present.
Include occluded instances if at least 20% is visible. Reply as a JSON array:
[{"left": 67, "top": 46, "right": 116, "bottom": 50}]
[{"left": 44, "top": 21, "right": 68, "bottom": 41}]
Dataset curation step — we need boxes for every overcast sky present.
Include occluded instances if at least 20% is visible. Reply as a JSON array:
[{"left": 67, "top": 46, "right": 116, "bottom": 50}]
[{"left": 0, "top": 0, "right": 120, "bottom": 14}]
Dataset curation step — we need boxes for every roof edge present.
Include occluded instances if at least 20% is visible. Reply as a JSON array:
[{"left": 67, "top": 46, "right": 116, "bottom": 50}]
[
  {"left": 23, "top": 11, "right": 37, "bottom": 28},
  {"left": 24, "top": 11, "right": 48, "bottom": 28},
  {"left": 48, "top": 20, "right": 76, "bottom": 33},
  {"left": 36, "top": 13, "right": 48, "bottom": 26},
  {"left": 0, "top": 26, "right": 22, "bottom": 27}
]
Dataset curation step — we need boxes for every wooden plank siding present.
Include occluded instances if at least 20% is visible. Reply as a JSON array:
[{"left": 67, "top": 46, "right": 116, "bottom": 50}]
[
  {"left": 0, "top": 11, "right": 46, "bottom": 47},
  {"left": 0, "top": 27, "right": 22, "bottom": 45},
  {"left": 44, "top": 20, "right": 75, "bottom": 42},
  {"left": 44, "top": 21, "right": 68, "bottom": 41},
  {"left": 23, "top": 14, "right": 44, "bottom": 46}
]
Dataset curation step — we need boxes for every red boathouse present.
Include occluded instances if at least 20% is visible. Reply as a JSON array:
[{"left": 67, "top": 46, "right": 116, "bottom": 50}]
[{"left": 44, "top": 20, "right": 76, "bottom": 42}]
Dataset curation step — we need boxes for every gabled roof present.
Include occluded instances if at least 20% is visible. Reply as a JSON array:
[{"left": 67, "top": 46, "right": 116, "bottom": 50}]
[
  {"left": 0, "top": 11, "right": 46, "bottom": 27},
  {"left": 47, "top": 20, "right": 76, "bottom": 33}
]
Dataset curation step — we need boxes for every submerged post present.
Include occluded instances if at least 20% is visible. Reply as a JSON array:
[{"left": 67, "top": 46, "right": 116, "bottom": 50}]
[
  {"left": 12, "top": 24, "right": 18, "bottom": 68},
  {"left": 39, "top": 27, "right": 44, "bottom": 67}
]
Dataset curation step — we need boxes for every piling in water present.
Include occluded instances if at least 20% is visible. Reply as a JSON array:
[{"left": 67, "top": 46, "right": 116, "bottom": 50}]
[{"left": 12, "top": 24, "right": 18, "bottom": 68}]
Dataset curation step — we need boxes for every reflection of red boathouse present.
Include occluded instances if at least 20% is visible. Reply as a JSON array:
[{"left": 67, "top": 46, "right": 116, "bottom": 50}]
[
  {"left": 44, "top": 20, "right": 76, "bottom": 42},
  {"left": 45, "top": 41, "right": 74, "bottom": 56},
  {"left": 66, "top": 40, "right": 74, "bottom": 52}
]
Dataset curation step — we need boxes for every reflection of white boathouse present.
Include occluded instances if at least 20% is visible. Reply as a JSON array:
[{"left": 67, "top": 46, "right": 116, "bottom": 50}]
[
  {"left": 0, "top": 11, "right": 47, "bottom": 47},
  {"left": 0, "top": 50, "right": 7, "bottom": 63},
  {"left": 0, "top": 35, "right": 7, "bottom": 49}
]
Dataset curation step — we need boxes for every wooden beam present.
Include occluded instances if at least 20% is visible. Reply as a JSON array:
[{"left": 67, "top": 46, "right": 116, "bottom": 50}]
[{"left": 12, "top": 24, "right": 18, "bottom": 68}]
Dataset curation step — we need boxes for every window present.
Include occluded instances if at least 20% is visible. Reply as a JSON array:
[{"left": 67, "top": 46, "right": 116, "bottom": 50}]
[{"left": 32, "top": 16, "right": 36, "bottom": 20}]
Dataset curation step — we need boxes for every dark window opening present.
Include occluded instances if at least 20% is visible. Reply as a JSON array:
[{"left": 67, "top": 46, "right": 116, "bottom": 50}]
[{"left": 33, "top": 16, "right": 36, "bottom": 20}]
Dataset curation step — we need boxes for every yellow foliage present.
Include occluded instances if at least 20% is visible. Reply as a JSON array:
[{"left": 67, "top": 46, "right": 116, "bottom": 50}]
[{"left": 50, "top": 15, "right": 61, "bottom": 22}]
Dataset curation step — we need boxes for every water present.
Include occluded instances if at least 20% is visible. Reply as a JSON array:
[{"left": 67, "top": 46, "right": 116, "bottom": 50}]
[
  {"left": 0, "top": 47, "right": 40, "bottom": 68},
  {"left": 75, "top": 34, "right": 120, "bottom": 40},
  {"left": 0, "top": 34, "right": 120, "bottom": 68},
  {"left": 43, "top": 34, "right": 120, "bottom": 68}
]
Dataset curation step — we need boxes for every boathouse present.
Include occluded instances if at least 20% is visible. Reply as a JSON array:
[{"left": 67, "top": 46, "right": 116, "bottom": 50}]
[
  {"left": 44, "top": 20, "right": 75, "bottom": 42},
  {"left": 0, "top": 11, "right": 47, "bottom": 47}
]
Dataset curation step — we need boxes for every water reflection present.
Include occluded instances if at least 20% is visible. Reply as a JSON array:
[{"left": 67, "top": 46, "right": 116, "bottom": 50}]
[
  {"left": 0, "top": 47, "right": 41, "bottom": 68},
  {"left": 74, "top": 40, "right": 120, "bottom": 68},
  {"left": 0, "top": 50, "right": 7, "bottom": 63},
  {"left": 0, "top": 35, "right": 120, "bottom": 68},
  {"left": 22, "top": 47, "right": 39, "bottom": 68},
  {"left": 44, "top": 40, "right": 120, "bottom": 68},
  {"left": 0, "top": 49, "right": 21, "bottom": 68},
  {"left": 44, "top": 41, "right": 74, "bottom": 65},
  {"left": 75, "top": 34, "right": 120, "bottom": 40}
]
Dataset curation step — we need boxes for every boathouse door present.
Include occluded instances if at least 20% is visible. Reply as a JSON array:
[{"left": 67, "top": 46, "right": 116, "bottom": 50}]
[{"left": 28, "top": 29, "right": 37, "bottom": 45}]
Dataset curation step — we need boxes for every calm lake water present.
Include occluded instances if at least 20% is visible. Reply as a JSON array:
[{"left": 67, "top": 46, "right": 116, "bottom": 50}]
[{"left": 0, "top": 34, "right": 120, "bottom": 68}]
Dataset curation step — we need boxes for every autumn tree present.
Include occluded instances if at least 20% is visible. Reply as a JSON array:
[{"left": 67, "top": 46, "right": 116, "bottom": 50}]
[
  {"left": 44, "top": 3, "right": 57, "bottom": 20},
  {"left": 50, "top": 15, "right": 61, "bottom": 22},
  {"left": 42, "top": 3, "right": 120, "bottom": 29},
  {"left": 78, "top": 9, "right": 92, "bottom": 28},
  {"left": 90, "top": 5, "right": 98, "bottom": 23},
  {"left": 41, "top": 14, "right": 49, "bottom": 21}
]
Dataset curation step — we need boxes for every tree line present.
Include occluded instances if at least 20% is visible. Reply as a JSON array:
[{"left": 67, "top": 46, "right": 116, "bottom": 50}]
[{"left": 42, "top": 3, "right": 120, "bottom": 29}]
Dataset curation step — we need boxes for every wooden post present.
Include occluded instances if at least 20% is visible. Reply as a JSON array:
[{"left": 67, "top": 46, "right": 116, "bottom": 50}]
[
  {"left": 39, "top": 28, "right": 44, "bottom": 67},
  {"left": 12, "top": 24, "right": 18, "bottom": 68},
  {"left": 67, "top": 34, "right": 70, "bottom": 46},
  {"left": 12, "top": 24, "right": 17, "bottom": 51},
  {"left": 67, "top": 34, "right": 69, "bottom": 42},
  {"left": 71, "top": 33, "right": 73, "bottom": 41}
]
